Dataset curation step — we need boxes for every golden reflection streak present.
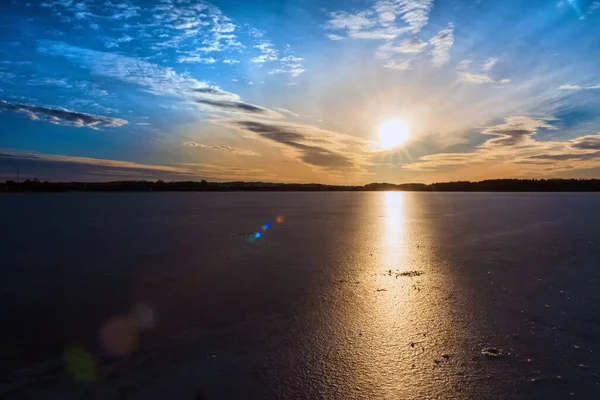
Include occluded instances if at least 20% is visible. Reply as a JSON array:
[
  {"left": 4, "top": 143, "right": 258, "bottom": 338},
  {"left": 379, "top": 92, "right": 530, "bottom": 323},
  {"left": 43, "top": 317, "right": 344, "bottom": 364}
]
[
  {"left": 382, "top": 192, "right": 406, "bottom": 269},
  {"left": 340, "top": 192, "right": 459, "bottom": 398}
]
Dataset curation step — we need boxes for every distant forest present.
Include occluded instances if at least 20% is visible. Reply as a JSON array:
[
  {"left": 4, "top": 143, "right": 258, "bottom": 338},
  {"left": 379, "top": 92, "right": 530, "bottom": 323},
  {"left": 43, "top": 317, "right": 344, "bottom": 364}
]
[{"left": 3, "top": 179, "right": 600, "bottom": 192}]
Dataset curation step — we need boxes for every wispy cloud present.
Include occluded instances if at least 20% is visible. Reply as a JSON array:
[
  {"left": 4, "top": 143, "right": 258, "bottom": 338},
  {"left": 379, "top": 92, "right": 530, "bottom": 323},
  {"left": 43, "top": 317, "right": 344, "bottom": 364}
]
[
  {"left": 251, "top": 41, "right": 278, "bottom": 64},
  {"left": 177, "top": 56, "right": 217, "bottom": 64},
  {"left": 39, "top": 41, "right": 226, "bottom": 99},
  {"left": 429, "top": 24, "right": 454, "bottom": 67},
  {"left": 326, "top": 33, "right": 346, "bottom": 41},
  {"left": 376, "top": 37, "right": 427, "bottom": 63},
  {"left": 459, "top": 72, "right": 495, "bottom": 84},
  {"left": 458, "top": 56, "right": 509, "bottom": 84},
  {"left": 274, "top": 107, "right": 300, "bottom": 117},
  {"left": 269, "top": 55, "right": 306, "bottom": 77},
  {"left": 559, "top": 84, "right": 600, "bottom": 90},
  {"left": 559, "top": 84, "right": 582, "bottom": 90},
  {"left": 37, "top": 41, "right": 292, "bottom": 120},
  {"left": 0, "top": 149, "right": 190, "bottom": 181},
  {"left": 329, "top": 1, "right": 454, "bottom": 70},
  {"left": 194, "top": 99, "right": 271, "bottom": 115},
  {"left": 231, "top": 120, "right": 354, "bottom": 169},
  {"left": 325, "top": 0, "right": 434, "bottom": 40},
  {"left": 482, "top": 57, "right": 498, "bottom": 72},
  {"left": 457, "top": 59, "right": 472, "bottom": 70},
  {"left": 403, "top": 116, "right": 600, "bottom": 176},
  {"left": 570, "top": 134, "right": 600, "bottom": 150},
  {"left": 182, "top": 141, "right": 259, "bottom": 156},
  {"left": 27, "top": 77, "right": 70, "bottom": 88},
  {"left": 0, "top": 100, "right": 127, "bottom": 129},
  {"left": 480, "top": 116, "right": 556, "bottom": 147}
]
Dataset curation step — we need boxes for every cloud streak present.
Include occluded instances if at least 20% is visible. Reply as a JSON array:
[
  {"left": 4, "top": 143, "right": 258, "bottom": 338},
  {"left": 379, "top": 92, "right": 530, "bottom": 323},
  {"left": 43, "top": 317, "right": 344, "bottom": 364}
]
[
  {"left": 403, "top": 117, "right": 600, "bottom": 176},
  {"left": 232, "top": 120, "right": 354, "bottom": 169},
  {"left": 182, "top": 141, "right": 260, "bottom": 156},
  {"left": 429, "top": 24, "right": 454, "bottom": 67},
  {"left": 0, "top": 100, "right": 127, "bottom": 129},
  {"left": 481, "top": 116, "right": 556, "bottom": 147},
  {"left": 194, "top": 99, "right": 270, "bottom": 114},
  {"left": 38, "top": 41, "right": 283, "bottom": 117}
]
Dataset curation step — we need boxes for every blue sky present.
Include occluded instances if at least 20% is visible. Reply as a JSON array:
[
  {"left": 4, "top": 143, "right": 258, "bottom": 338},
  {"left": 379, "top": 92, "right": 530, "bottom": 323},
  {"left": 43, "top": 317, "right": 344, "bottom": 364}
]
[{"left": 1, "top": 0, "right": 600, "bottom": 183}]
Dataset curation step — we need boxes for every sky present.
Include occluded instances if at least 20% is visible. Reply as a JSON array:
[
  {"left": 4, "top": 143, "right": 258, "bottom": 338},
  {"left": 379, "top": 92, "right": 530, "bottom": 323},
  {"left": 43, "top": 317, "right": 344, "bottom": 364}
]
[{"left": 1, "top": 0, "right": 600, "bottom": 184}]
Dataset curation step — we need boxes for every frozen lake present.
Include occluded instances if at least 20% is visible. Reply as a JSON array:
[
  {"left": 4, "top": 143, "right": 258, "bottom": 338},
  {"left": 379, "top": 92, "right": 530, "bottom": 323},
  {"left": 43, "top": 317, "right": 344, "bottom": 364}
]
[{"left": 1, "top": 192, "right": 599, "bottom": 399}]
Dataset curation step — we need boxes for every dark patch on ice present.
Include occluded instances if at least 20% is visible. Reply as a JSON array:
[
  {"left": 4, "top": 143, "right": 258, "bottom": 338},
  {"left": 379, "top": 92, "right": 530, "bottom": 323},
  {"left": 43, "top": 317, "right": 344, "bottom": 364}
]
[
  {"left": 385, "top": 269, "right": 424, "bottom": 278},
  {"left": 482, "top": 347, "right": 505, "bottom": 358}
]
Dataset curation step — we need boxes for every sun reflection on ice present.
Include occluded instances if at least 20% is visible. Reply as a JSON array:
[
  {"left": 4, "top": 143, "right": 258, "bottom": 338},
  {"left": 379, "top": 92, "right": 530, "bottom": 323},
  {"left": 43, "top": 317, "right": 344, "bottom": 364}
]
[{"left": 383, "top": 191, "right": 406, "bottom": 269}]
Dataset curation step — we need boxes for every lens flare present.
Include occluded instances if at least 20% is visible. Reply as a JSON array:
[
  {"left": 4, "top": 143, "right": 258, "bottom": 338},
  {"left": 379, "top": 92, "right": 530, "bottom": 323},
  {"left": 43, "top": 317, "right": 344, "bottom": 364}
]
[
  {"left": 100, "top": 316, "right": 138, "bottom": 357},
  {"left": 64, "top": 345, "right": 98, "bottom": 383},
  {"left": 248, "top": 216, "right": 284, "bottom": 243}
]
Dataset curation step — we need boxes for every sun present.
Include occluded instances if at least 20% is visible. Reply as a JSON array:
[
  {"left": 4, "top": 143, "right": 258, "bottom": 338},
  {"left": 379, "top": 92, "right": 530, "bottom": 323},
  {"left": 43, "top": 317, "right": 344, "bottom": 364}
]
[{"left": 378, "top": 119, "right": 411, "bottom": 150}]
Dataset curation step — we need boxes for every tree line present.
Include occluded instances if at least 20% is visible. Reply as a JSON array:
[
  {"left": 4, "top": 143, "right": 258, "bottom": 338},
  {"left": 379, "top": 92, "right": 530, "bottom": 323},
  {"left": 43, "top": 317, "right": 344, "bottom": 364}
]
[{"left": 3, "top": 179, "right": 600, "bottom": 192}]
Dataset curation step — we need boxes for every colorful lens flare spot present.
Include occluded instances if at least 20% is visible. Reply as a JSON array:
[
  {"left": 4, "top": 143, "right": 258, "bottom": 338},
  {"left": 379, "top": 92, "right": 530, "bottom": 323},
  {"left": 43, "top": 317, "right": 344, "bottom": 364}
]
[
  {"left": 64, "top": 345, "right": 99, "bottom": 383},
  {"left": 248, "top": 216, "right": 284, "bottom": 243}
]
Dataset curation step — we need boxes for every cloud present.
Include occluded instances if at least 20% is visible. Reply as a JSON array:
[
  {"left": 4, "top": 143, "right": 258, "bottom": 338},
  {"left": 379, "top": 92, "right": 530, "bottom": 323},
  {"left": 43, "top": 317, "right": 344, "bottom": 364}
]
[
  {"left": 482, "top": 57, "right": 498, "bottom": 72},
  {"left": 27, "top": 77, "right": 70, "bottom": 88},
  {"left": 326, "top": 33, "right": 346, "bottom": 40},
  {"left": 527, "top": 152, "right": 600, "bottom": 161},
  {"left": 429, "top": 23, "right": 454, "bottom": 67},
  {"left": 248, "top": 28, "right": 264, "bottom": 38},
  {"left": 395, "top": 37, "right": 428, "bottom": 53},
  {"left": 0, "top": 100, "right": 127, "bottom": 129},
  {"left": 325, "top": 1, "right": 451, "bottom": 71},
  {"left": 326, "top": 11, "right": 374, "bottom": 33},
  {"left": 252, "top": 42, "right": 278, "bottom": 64},
  {"left": 458, "top": 72, "right": 511, "bottom": 85},
  {"left": 383, "top": 60, "right": 411, "bottom": 70},
  {"left": 559, "top": 84, "right": 600, "bottom": 90},
  {"left": 559, "top": 84, "right": 582, "bottom": 90},
  {"left": 269, "top": 55, "right": 306, "bottom": 77},
  {"left": 37, "top": 41, "right": 276, "bottom": 117},
  {"left": 377, "top": 37, "right": 427, "bottom": 60},
  {"left": 457, "top": 59, "right": 472, "bottom": 70},
  {"left": 459, "top": 72, "right": 495, "bottom": 84},
  {"left": 0, "top": 149, "right": 284, "bottom": 182},
  {"left": 402, "top": 117, "right": 600, "bottom": 175},
  {"left": 190, "top": 87, "right": 230, "bottom": 95},
  {"left": 570, "top": 134, "right": 600, "bottom": 150},
  {"left": 223, "top": 59, "right": 240, "bottom": 64},
  {"left": 177, "top": 56, "right": 216, "bottom": 64},
  {"left": 0, "top": 149, "right": 190, "bottom": 181},
  {"left": 194, "top": 99, "right": 270, "bottom": 114},
  {"left": 231, "top": 121, "right": 354, "bottom": 169},
  {"left": 481, "top": 116, "right": 556, "bottom": 147},
  {"left": 39, "top": 41, "right": 230, "bottom": 99},
  {"left": 325, "top": 0, "right": 434, "bottom": 40},
  {"left": 457, "top": 56, "right": 510, "bottom": 84},
  {"left": 150, "top": 1, "right": 241, "bottom": 54},
  {"left": 274, "top": 107, "right": 300, "bottom": 117},
  {"left": 182, "top": 142, "right": 260, "bottom": 156}
]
